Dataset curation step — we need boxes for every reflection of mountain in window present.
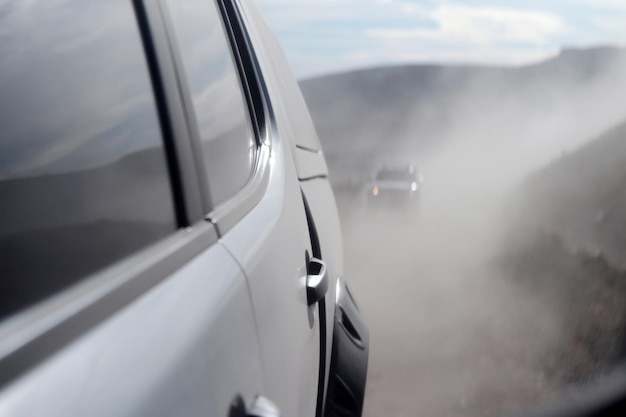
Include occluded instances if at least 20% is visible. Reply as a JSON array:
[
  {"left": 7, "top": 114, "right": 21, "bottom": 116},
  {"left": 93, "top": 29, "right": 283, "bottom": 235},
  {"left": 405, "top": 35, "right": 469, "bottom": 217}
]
[
  {"left": 0, "top": 0, "right": 163, "bottom": 179},
  {"left": 0, "top": 0, "right": 177, "bottom": 320},
  {"left": 165, "top": 0, "right": 256, "bottom": 207}
]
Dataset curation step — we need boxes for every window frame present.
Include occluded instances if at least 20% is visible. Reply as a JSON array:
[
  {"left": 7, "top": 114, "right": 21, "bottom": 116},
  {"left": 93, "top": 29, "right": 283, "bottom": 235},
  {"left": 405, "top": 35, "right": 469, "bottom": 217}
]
[{"left": 157, "top": 0, "right": 273, "bottom": 236}]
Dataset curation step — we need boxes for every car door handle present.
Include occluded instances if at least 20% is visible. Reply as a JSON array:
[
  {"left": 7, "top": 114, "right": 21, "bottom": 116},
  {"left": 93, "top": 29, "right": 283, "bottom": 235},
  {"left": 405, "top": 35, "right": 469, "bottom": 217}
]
[
  {"left": 306, "top": 258, "right": 328, "bottom": 305},
  {"left": 248, "top": 396, "right": 280, "bottom": 417}
]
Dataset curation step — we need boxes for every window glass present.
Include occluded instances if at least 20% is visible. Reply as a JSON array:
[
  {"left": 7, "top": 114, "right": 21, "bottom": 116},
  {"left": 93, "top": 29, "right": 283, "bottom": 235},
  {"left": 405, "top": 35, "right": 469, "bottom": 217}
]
[
  {"left": 0, "top": 0, "right": 177, "bottom": 319},
  {"left": 165, "top": 0, "right": 256, "bottom": 207}
]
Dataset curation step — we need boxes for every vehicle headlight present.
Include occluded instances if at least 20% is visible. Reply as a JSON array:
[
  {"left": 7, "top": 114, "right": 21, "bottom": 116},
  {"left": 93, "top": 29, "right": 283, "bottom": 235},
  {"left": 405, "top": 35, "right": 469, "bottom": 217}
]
[{"left": 411, "top": 182, "right": 417, "bottom": 191}]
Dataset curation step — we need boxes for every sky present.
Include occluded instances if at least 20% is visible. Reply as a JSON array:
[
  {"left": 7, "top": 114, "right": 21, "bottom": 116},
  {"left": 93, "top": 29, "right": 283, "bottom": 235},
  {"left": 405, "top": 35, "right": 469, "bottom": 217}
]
[{"left": 256, "top": 0, "right": 626, "bottom": 79}]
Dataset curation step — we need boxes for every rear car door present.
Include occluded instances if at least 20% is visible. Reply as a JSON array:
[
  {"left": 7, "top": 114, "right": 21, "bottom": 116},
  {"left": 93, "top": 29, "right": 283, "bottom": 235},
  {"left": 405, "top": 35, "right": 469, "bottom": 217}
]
[
  {"left": 233, "top": 3, "right": 370, "bottom": 416},
  {"left": 0, "top": 1, "right": 264, "bottom": 416}
]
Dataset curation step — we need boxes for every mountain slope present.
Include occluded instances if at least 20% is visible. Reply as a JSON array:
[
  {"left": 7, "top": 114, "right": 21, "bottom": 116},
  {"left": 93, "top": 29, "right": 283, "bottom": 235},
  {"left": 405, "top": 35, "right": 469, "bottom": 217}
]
[
  {"left": 300, "top": 47, "right": 626, "bottom": 181},
  {"left": 516, "top": 119, "right": 626, "bottom": 268}
]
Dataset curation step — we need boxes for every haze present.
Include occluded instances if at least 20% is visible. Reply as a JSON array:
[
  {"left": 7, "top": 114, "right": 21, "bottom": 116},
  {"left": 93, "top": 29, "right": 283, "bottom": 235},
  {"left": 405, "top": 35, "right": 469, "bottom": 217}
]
[{"left": 301, "top": 47, "right": 626, "bottom": 416}]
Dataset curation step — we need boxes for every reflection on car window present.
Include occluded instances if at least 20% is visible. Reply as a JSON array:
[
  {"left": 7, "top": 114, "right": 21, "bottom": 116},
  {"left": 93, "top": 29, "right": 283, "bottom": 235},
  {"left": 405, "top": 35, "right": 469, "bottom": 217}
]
[
  {"left": 0, "top": 0, "right": 177, "bottom": 319},
  {"left": 165, "top": 0, "right": 256, "bottom": 208}
]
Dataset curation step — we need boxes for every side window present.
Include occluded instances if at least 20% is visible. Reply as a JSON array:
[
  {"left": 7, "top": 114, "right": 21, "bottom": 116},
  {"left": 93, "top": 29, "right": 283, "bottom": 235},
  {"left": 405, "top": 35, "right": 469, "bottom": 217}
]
[
  {"left": 0, "top": 0, "right": 178, "bottom": 319},
  {"left": 165, "top": 0, "right": 257, "bottom": 208}
]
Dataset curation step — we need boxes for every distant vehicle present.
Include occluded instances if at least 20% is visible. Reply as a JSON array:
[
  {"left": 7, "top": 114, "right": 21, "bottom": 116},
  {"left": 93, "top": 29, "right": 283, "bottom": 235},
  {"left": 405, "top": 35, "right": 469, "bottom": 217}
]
[
  {"left": 368, "top": 164, "right": 424, "bottom": 205},
  {"left": 0, "top": 1, "right": 368, "bottom": 417}
]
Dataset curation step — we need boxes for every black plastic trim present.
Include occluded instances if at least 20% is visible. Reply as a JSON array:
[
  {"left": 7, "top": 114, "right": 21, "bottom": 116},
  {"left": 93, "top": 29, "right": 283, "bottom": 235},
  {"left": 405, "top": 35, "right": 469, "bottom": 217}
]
[
  {"left": 217, "top": 0, "right": 266, "bottom": 145},
  {"left": 324, "top": 279, "right": 369, "bottom": 417},
  {"left": 317, "top": 299, "right": 329, "bottom": 417},
  {"left": 301, "top": 191, "right": 322, "bottom": 260},
  {"left": 301, "top": 190, "right": 328, "bottom": 417},
  {"left": 0, "top": 222, "right": 218, "bottom": 389},
  {"left": 223, "top": 0, "right": 274, "bottom": 147}
]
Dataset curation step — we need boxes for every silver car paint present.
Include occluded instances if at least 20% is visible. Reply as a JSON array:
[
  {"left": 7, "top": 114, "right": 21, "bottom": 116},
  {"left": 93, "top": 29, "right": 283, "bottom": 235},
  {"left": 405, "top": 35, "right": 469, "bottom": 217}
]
[
  {"left": 219, "top": 137, "right": 321, "bottom": 417},
  {"left": 0, "top": 238, "right": 263, "bottom": 417},
  {"left": 0, "top": 1, "right": 345, "bottom": 416},
  {"left": 235, "top": 0, "right": 345, "bottom": 410}
]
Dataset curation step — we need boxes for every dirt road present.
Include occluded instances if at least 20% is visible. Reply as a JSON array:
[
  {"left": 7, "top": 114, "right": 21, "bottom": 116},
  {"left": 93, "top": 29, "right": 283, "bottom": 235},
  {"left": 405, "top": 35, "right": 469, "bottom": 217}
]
[{"left": 335, "top": 187, "right": 625, "bottom": 417}]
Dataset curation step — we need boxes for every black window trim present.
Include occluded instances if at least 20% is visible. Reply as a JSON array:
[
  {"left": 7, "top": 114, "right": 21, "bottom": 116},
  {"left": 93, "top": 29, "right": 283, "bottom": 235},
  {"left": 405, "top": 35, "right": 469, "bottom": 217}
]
[
  {"left": 0, "top": 0, "right": 218, "bottom": 389},
  {"left": 226, "top": 0, "right": 276, "bottom": 149},
  {"left": 218, "top": 0, "right": 271, "bottom": 146},
  {"left": 147, "top": 0, "right": 207, "bottom": 225},
  {"left": 157, "top": 0, "right": 273, "bottom": 237}
]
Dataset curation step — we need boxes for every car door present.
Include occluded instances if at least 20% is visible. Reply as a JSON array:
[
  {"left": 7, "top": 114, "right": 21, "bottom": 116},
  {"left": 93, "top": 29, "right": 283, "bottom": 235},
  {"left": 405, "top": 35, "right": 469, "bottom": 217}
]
[
  {"left": 233, "top": 0, "right": 350, "bottom": 412},
  {"left": 0, "top": 1, "right": 264, "bottom": 416},
  {"left": 217, "top": 149, "right": 324, "bottom": 417},
  {"left": 157, "top": 1, "right": 326, "bottom": 416}
]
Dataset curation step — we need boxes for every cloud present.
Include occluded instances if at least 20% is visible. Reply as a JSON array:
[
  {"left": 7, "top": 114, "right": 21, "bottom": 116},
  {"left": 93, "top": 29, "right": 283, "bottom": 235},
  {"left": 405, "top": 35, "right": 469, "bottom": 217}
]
[
  {"left": 256, "top": 0, "right": 624, "bottom": 78},
  {"left": 259, "top": 0, "right": 340, "bottom": 3},
  {"left": 342, "top": 44, "right": 559, "bottom": 69},
  {"left": 567, "top": 0, "right": 626, "bottom": 11},
  {"left": 367, "top": 5, "right": 564, "bottom": 46}
]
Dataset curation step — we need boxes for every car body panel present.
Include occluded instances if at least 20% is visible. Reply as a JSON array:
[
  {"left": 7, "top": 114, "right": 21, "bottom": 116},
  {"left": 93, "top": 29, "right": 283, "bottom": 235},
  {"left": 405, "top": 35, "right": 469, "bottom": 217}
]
[
  {"left": 236, "top": 3, "right": 350, "bottom": 413},
  {"left": 0, "top": 235, "right": 263, "bottom": 417},
  {"left": 215, "top": 2, "right": 335, "bottom": 415},
  {"left": 294, "top": 147, "right": 329, "bottom": 181},
  {"left": 219, "top": 134, "right": 321, "bottom": 417}
]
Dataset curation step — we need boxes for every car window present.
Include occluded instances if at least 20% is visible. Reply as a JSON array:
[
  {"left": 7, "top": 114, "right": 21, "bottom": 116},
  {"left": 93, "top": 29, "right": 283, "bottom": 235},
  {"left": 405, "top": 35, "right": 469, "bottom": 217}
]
[
  {"left": 165, "top": 0, "right": 257, "bottom": 208},
  {"left": 0, "top": 0, "right": 178, "bottom": 320}
]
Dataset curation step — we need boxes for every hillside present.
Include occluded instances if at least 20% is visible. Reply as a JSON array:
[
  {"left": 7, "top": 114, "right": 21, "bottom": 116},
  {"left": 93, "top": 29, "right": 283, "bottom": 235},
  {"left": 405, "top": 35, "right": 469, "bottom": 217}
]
[
  {"left": 495, "top": 120, "right": 626, "bottom": 386},
  {"left": 301, "top": 47, "right": 626, "bottom": 182},
  {"left": 514, "top": 119, "right": 626, "bottom": 269},
  {"left": 310, "top": 47, "right": 626, "bottom": 417}
]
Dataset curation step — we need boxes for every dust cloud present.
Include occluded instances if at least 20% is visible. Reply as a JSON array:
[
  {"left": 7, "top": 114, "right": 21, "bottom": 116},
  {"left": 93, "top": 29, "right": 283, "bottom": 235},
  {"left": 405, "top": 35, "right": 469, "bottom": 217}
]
[{"left": 323, "top": 50, "right": 626, "bottom": 417}]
